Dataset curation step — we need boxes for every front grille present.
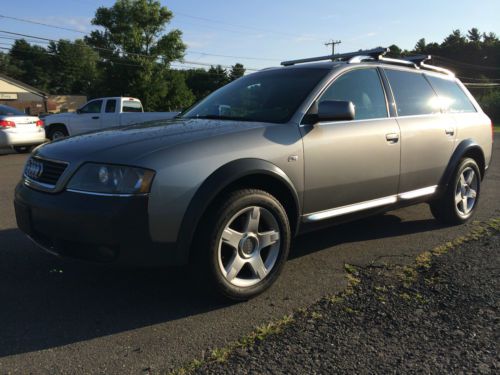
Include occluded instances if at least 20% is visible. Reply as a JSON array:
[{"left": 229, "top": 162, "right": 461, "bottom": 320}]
[{"left": 24, "top": 157, "right": 68, "bottom": 187}]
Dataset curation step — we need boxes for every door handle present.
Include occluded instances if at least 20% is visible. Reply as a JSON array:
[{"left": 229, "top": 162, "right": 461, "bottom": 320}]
[
  {"left": 445, "top": 128, "right": 455, "bottom": 136},
  {"left": 385, "top": 133, "right": 399, "bottom": 143},
  {"left": 92, "top": 116, "right": 100, "bottom": 120}
]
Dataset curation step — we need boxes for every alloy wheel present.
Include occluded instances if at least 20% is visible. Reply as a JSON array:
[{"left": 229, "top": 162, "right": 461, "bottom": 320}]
[{"left": 217, "top": 206, "right": 281, "bottom": 288}]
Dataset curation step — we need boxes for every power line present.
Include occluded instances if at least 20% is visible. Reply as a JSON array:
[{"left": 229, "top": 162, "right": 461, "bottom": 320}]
[
  {"left": 0, "top": 14, "right": 87, "bottom": 34},
  {"left": 0, "top": 30, "right": 260, "bottom": 70},
  {"left": 0, "top": 13, "right": 283, "bottom": 62},
  {"left": 173, "top": 11, "right": 306, "bottom": 39}
]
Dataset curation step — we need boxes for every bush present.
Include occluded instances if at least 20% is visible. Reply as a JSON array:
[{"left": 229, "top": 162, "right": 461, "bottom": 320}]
[{"left": 476, "top": 89, "right": 500, "bottom": 123}]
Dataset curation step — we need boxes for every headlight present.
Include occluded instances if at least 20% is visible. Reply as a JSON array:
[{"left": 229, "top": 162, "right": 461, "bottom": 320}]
[{"left": 67, "top": 163, "right": 155, "bottom": 195}]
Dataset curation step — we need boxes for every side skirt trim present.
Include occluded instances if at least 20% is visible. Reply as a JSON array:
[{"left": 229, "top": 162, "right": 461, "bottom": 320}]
[{"left": 303, "top": 185, "right": 437, "bottom": 222}]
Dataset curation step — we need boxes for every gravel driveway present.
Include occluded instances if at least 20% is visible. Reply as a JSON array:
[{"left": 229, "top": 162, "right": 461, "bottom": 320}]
[{"left": 187, "top": 221, "right": 500, "bottom": 374}]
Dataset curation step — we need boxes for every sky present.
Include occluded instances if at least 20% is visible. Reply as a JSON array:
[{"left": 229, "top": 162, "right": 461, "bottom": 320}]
[{"left": 1, "top": 0, "right": 499, "bottom": 70}]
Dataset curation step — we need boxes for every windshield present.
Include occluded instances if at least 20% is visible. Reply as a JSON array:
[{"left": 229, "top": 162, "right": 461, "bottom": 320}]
[
  {"left": 181, "top": 68, "right": 329, "bottom": 124},
  {"left": 0, "top": 105, "right": 25, "bottom": 116}
]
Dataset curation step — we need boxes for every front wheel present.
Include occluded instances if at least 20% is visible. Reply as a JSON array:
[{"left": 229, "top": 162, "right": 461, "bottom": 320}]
[
  {"left": 429, "top": 158, "right": 481, "bottom": 225},
  {"left": 13, "top": 146, "right": 32, "bottom": 153},
  {"left": 47, "top": 127, "right": 68, "bottom": 141},
  {"left": 202, "top": 189, "right": 291, "bottom": 301}
]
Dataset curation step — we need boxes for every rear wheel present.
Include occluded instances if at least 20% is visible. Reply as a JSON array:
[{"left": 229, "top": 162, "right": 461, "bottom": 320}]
[
  {"left": 201, "top": 189, "right": 291, "bottom": 301},
  {"left": 47, "top": 126, "right": 68, "bottom": 141},
  {"left": 429, "top": 158, "right": 480, "bottom": 224}
]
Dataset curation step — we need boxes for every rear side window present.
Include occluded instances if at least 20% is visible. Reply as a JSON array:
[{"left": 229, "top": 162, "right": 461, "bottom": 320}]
[
  {"left": 426, "top": 76, "right": 476, "bottom": 113},
  {"left": 385, "top": 69, "right": 438, "bottom": 117},
  {"left": 319, "top": 68, "right": 388, "bottom": 120},
  {"left": 105, "top": 99, "right": 117, "bottom": 113},
  {"left": 122, "top": 101, "right": 143, "bottom": 112}
]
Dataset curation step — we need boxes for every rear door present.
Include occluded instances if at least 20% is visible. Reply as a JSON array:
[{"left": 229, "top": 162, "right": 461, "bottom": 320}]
[
  {"left": 301, "top": 68, "right": 401, "bottom": 218},
  {"left": 383, "top": 69, "right": 455, "bottom": 195},
  {"left": 100, "top": 99, "right": 120, "bottom": 129},
  {"left": 70, "top": 99, "right": 103, "bottom": 135}
]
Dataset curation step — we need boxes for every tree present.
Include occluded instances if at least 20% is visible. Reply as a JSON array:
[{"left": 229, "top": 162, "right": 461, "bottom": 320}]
[
  {"left": 442, "top": 29, "right": 467, "bottom": 47},
  {"left": 207, "top": 65, "right": 229, "bottom": 88},
  {"left": 48, "top": 39, "right": 100, "bottom": 95},
  {"left": 387, "top": 44, "right": 402, "bottom": 57},
  {"left": 229, "top": 63, "right": 245, "bottom": 81},
  {"left": 85, "top": 0, "right": 188, "bottom": 110},
  {"left": 414, "top": 38, "right": 427, "bottom": 53},
  {"left": 467, "top": 28, "right": 481, "bottom": 43},
  {"left": 7, "top": 39, "right": 53, "bottom": 91}
]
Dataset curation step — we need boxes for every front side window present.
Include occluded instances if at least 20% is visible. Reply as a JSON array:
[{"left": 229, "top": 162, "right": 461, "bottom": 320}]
[
  {"left": 80, "top": 100, "right": 103, "bottom": 114},
  {"left": 384, "top": 69, "right": 438, "bottom": 117},
  {"left": 426, "top": 75, "right": 476, "bottom": 113},
  {"left": 181, "top": 68, "right": 330, "bottom": 124},
  {"left": 105, "top": 99, "right": 117, "bottom": 113},
  {"left": 318, "top": 68, "right": 388, "bottom": 120}
]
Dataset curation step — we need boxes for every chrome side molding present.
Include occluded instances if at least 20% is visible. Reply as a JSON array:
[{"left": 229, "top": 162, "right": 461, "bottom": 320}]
[{"left": 304, "top": 185, "right": 437, "bottom": 222}]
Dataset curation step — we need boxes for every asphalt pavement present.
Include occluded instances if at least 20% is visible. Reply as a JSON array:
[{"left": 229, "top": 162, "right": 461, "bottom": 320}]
[{"left": 0, "top": 137, "right": 498, "bottom": 374}]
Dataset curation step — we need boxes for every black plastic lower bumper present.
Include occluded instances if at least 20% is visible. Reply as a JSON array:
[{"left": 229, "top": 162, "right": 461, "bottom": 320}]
[{"left": 14, "top": 182, "right": 183, "bottom": 266}]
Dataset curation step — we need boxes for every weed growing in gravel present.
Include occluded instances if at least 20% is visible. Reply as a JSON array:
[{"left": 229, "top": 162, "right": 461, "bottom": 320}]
[{"left": 310, "top": 311, "right": 323, "bottom": 320}]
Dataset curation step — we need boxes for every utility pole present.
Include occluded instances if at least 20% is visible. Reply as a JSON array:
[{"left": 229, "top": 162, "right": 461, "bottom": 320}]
[{"left": 325, "top": 39, "right": 342, "bottom": 55}]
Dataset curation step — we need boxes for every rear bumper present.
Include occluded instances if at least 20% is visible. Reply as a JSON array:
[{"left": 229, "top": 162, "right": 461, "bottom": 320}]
[
  {"left": 0, "top": 129, "right": 46, "bottom": 147},
  {"left": 14, "top": 182, "right": 186, "bottom": 266}
]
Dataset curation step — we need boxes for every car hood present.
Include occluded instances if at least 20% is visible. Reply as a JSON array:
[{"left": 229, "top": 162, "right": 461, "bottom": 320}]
[
  {"left": 44, "top": 113, "right": 73, "bottom": 122},
  {"left": 34, "top": 118, "right": 268, "bottom": 165}
]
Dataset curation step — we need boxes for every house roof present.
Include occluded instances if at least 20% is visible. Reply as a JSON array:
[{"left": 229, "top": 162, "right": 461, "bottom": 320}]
[{"left": 0, "top": 73, "right": 48, "bottom": 97}]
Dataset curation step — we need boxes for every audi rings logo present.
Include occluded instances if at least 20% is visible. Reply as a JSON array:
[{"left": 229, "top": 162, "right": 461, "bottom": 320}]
[{"left": 25, "top": 158, "right": 44, "bottom": 180}]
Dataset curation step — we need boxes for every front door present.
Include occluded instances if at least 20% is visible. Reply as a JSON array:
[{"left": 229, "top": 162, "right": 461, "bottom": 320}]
[
  {"left": 301, "top": 68, "right": 401, "bottom": 219},
  {"left": 71, "top": 99, "right": 103, "bottom": 135}
]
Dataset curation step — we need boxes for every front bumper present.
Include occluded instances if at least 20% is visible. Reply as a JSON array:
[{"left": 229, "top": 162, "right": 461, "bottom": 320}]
[
  {"left": 0, "top": 129, "right": 46, "bottom": 147},
  {"left": 14, "top": 182, "right": 185, "bottom": 266}
]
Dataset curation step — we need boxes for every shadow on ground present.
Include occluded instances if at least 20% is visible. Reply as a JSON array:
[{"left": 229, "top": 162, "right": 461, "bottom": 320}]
[{"left": 0, "top": 213, "right": 446, "bottom": 357}]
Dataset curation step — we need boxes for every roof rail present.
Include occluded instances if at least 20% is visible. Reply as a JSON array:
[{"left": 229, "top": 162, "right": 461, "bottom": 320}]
[
  {"left": 280, "top": 48, "right": 454, "bottom": 76},
  {"left": 280, "top": 47, "right": 388, "bottom": 66},
  {"left": 403, "top": 54, "right": 454, "bottom": 76}
]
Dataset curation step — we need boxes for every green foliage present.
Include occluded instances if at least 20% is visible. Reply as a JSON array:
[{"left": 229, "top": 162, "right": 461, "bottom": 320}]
[
  {"left": 85, "top": 0, "right": 187, "bottom": 110},
  {"left": 477, "top": 89, "right": 500, "bottom": 123},
  {"left": 229, "top": 63, "right": 246, "bottom": 81}
]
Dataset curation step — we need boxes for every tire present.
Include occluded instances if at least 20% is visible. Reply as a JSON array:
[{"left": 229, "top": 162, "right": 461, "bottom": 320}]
[
  {"left": 429, "top": 158, "right": 481, "bottom": 225},
  {"left": 47, "top": 126, "right": 68, "bottom": 141},
  {"left": 200, "top": 189, "right": 291, "bottom": 301},
  {"left": 13, "top": 146, "right": 32, "bottom": 154}
]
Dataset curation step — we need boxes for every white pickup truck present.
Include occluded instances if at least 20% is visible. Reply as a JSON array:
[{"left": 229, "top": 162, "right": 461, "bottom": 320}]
[{"left": 43, "top": 97, "right": 179, "bottom": 140}]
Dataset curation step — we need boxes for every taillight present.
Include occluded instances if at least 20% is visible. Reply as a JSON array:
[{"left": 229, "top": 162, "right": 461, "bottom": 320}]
[
  {"left": 0, "top": 120, "right": 16, "bottom": 128},
  {"left": 491, "top": 120, "right": 494, "bottom": 143},
  {"left": 36, "top": 120, "right": 44, "bottom": 127}
]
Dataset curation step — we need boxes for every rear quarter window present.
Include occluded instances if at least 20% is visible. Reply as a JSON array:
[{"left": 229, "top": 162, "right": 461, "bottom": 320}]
[
  {"left": 426, "top": 75, "right": 476, "bottom": 113},
  {"left": 122, "top": 101, "right": 143, "bottom": 112},
  {"left": 384, "top": 69, "right": 438, "bottom": 117}
]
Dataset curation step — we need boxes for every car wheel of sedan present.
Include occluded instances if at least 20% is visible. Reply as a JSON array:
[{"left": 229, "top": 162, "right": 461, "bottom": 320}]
[
  {"left": 203, "top": 189, "right": 291, "bottom": 301},
  {"left": 430, "top": 158, "right": 481, "bottom": 225},
  {"left": 13, "top": 146, "right": 32, "bottom": 154}
]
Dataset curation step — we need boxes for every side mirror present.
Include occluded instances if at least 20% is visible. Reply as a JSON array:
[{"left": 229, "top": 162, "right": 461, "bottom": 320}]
[
  {"left": 76, "top": 109, "right": 82, "bottom": 114},
  {"left": 317, "top": 100, "right": 355, "bottom": 122}
]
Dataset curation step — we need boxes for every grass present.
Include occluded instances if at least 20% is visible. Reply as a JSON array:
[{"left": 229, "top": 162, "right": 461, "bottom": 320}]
[{"left": 494, "top": 124, "right": 500, "bottom": 133}]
